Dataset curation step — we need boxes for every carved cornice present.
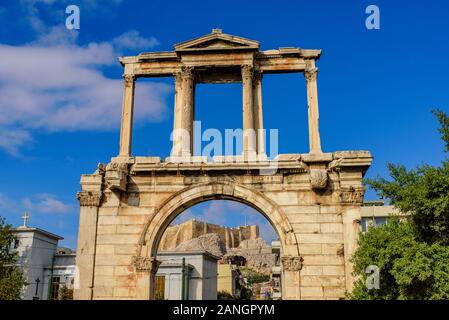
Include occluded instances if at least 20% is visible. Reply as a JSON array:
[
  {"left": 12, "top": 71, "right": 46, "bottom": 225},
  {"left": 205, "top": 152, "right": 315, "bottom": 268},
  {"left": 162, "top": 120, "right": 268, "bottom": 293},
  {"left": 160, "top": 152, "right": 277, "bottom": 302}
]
[
  {"left": 281, "top": 255, "right": 303, "bottom": 271},
  {"left": 77, "top": 191, "right": 102, "bottom": 207},
  {"left": 339, "top": 186, "right": 365, "bottom": 204},
  {"left": 310, "top": 168, "right": 328, "bottom": 189},
  {"left": 123, "top": 74, "right": 135, "bottom": 88},
  {"left": 132, "top": 256, "right": 161, "bottom": 273},
  {"left": 105, "top": 162, "right": 129, "bottom": 192},
  {"left": 304, "top": 67, "right": 318, "bottom": 82}
]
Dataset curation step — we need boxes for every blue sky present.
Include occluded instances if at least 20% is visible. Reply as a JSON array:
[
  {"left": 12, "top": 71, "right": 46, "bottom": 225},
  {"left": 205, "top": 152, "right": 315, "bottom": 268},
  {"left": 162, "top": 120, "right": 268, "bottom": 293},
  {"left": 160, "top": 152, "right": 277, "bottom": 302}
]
[{"left": 0, "top": 0, "right": 448, "bottom": 249}]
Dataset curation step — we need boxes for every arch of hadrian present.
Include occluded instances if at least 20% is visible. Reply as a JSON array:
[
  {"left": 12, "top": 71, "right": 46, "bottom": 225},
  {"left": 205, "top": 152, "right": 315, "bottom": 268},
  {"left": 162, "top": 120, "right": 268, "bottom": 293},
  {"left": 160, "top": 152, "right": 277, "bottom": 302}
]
[{"left": 74, "top": 29, "right": 372, "bottom": 300}]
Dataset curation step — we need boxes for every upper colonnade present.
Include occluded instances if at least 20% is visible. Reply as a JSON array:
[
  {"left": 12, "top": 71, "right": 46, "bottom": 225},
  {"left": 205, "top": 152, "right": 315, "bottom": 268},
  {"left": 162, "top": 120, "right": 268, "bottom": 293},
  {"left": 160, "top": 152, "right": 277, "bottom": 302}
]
[{"left": 118, "top": 29, "right": 323, "bottom": 160}]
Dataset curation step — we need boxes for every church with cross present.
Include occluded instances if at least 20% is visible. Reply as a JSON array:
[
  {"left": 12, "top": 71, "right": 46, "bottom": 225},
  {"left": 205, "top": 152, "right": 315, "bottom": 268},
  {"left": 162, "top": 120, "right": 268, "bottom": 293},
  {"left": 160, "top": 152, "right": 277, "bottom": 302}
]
[{"left": 11, "top": 212, "right": 76, "bottom": 300}]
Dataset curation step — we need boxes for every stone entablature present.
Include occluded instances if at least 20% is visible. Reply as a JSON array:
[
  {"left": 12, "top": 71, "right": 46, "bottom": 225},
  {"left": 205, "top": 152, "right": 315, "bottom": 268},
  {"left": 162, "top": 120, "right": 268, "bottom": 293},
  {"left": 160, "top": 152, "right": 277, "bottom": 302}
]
[{"left": 116, "top": 29, "right": 323, "bottom": 159}]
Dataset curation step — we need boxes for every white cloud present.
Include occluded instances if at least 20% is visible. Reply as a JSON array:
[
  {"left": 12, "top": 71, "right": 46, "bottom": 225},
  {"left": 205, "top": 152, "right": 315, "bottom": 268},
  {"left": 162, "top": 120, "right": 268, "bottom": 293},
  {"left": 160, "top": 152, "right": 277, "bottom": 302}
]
[
  {"left": 0, "top": 1, "right": 167, "bottom": 156},
  {"left": 0, "top": 128, "right": 33, "bottom": 156},
  {"left": 0, "top": 32, "right": 169, "bottom": 155},
  {"left": 33, "top": 25, "right": 79, "bottom": 46},
  {"left": 112, "top": 30, "right": 159, "bottom": 51},
  {"left": 22, "top": 193, "right": 72, "bottom": 214}
]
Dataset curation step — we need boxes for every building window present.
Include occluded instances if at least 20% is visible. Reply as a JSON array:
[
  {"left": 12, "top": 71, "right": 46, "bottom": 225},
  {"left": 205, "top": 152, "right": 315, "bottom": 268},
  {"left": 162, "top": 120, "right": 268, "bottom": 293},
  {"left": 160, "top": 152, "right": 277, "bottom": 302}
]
[
  {"left": 50, "top": 276, "right": 61, "bottom": 300},
  {"left": 155, "top": 276, "right": 165, "bottom": 300},
  {"left": 361, "top": 217, "right": 389, "bottom": 232},
  {"left": 13, "top": 239, "right": 20, "bottom": 249}
]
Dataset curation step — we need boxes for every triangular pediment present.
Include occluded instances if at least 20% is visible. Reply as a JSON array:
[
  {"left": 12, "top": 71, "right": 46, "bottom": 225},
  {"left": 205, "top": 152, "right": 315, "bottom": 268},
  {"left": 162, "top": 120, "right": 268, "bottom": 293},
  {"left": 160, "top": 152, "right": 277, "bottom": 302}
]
[{"left": 175, "top": 29, "right": 259, "bottom": 52}]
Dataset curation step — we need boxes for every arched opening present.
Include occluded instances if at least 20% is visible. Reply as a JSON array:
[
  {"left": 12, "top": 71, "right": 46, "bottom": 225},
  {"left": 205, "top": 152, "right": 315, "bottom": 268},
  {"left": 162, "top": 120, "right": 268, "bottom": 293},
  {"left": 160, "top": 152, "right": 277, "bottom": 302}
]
[
  {"left": 155, "top": 199, "right": 280, "bottom": 300},
  {"left": 135, "top": 182, "right": 301, "bottom": 300}
]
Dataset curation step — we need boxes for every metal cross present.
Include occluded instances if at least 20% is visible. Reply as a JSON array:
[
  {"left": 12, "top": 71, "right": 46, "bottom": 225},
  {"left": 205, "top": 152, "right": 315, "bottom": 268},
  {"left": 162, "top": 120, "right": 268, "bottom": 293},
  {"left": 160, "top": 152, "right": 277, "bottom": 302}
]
[{"left": 22, "top": 211, "right": 30, "bottom": 227}]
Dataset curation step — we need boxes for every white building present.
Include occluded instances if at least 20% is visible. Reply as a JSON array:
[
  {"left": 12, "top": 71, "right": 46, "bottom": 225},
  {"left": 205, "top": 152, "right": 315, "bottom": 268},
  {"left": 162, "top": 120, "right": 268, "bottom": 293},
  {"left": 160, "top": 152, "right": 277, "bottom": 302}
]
[
  {"left": 361, "top": 201, "right": 405, "bottom": 232},
  {"left": 156, "top": 251, "right": 220, "bottom": 300},
  {"left": 270, "top": 239, "right": 282, "bottom": 300},
  {"left": 11, "top": 214, "right": 76, "bottom": 300}
]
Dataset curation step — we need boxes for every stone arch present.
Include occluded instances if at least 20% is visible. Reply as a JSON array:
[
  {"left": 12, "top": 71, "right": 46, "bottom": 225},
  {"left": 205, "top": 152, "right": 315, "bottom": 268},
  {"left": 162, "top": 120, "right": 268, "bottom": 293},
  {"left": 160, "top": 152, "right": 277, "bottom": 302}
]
[
  {"left": 133, "top": 181, "right": 301, "bottom": 300},
  {"left": 137, "top": 181, "right": 299, "bottom": 260}
]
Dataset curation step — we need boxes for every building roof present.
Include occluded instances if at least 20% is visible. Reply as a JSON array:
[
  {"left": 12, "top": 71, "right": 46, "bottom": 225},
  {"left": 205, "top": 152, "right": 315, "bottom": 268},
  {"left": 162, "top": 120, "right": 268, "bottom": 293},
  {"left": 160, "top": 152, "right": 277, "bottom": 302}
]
[
  {"left": 361, "top": 204, "right": 404, "bottom": 218},
  {"left": 12, "top": 226, "right": 63, "bottom": 241},
  {"left": 158, "top": 262, "right": 194, "bottom": 270}
]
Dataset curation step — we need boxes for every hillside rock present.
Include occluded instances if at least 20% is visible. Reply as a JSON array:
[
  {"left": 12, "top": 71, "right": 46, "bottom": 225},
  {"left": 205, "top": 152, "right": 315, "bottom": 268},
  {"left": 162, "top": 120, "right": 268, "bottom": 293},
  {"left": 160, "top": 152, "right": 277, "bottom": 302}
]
[{"left": 172, "top": 233, "right": 226, "bottom": 257}]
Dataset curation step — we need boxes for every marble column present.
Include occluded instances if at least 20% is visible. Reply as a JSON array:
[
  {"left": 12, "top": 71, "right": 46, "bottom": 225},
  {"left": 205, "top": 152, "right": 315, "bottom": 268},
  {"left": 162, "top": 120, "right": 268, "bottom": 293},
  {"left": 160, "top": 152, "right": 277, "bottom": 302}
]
[
  {"left": 242, "top": 65, "right": 256, "bottom": 158},
  {"left": 171, "top": 72, "right": 183, "bottom": 156},
  {"left": 74, "top": 190, "right": 102, "bottom": 300},
  {"left": 253, "top": 70, "right": 265, "bottom": 155},
  {"left": 119, "top": 74, "right": 136, "bottom": 157},
  {"left": 180, "top": 66, "right": 195, "bottom": 157},
  {"left": 304, "top": 60, "right": 322, "bottom": 154}
]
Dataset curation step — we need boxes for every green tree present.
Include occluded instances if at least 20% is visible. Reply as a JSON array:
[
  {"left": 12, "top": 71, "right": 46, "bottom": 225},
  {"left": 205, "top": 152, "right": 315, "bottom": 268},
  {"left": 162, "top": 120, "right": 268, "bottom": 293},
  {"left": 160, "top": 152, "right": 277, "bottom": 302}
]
[
  {"left": 348, "top": 219, "right": 449, "bottom": 299},
  {"left": 58, "top": 285, "right": 74, "bottom": 300},
  {"left": 366, "top": 110, "right": 449, "bottom": 244},
  {"left": 0, "top": 216, "right": 26, "bottom": 300},
  {"left": 217, "top": 290, "right": 235, "bottom": 300},
  {"left": 349, "top": 110, "right": 449, "bottom": 300}
]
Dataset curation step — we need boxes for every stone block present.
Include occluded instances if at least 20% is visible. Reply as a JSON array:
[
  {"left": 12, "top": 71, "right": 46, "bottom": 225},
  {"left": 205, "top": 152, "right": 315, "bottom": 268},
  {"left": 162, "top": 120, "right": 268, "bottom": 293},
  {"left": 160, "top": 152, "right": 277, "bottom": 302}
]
[
  {"left": 95, "top": 266, "right": 114, "bottom": 276},
  {"left": 96, "top": 244, "right": 115, "bottom": 254},
  {"left": 322, "top": 265, "right": 346, "bottom": 276},
  {"left": 298, "top": 244, "right": 322, "bottom": 254},
  {"left": 300, "top": 266, "right": 323, "bottom": 275},
  {"left": 301, "top": 276, "right": 345, "bottom": 287},
  {"left": 116, "top": 224, "right": 144, "bottom": 234},
  {"left": 93, "top": 286, "right": 113, "bottom": 298},
  {"left": 303, "top": 254, "right": 345, "bottom": 266},
  {"left": 297, "top": 233, "right": 343, "bottom": 244},
  {"left": 323, "top": 286, "right": 346, "bottom": 298},
  {"left": 320, "top": 223, "right": 343, "bottom": 233},
  {"left": 293, "top": 223, "right": 320, "bottom": 233},
  {"left": 96, "top": 234, "right": 140, "bottom": 245},
  {"left": 97, "top": 225, "right": 116, "bottom": 235},
  {"left": 300, "top": 286, "right": 323, "bottom": 298}
]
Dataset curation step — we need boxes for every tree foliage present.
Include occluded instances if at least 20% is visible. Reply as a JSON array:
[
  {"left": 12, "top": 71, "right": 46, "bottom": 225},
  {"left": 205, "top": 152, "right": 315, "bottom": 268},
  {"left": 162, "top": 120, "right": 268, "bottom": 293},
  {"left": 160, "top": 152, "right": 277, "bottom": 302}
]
[
  {"left": 217, "top": 290, "right": 235, "bottom": 300},
  {"left": 58, "top": 285, "right": 73, "bottom": 300},
  {"left": 0, "top": 216, "right": 26, "bottom": 300},
  {"left": 349, "top": 219, "right": 449, "bottom": 299},
  {"left": 350, "top": 110, "right": 449, "bottom": 300}
]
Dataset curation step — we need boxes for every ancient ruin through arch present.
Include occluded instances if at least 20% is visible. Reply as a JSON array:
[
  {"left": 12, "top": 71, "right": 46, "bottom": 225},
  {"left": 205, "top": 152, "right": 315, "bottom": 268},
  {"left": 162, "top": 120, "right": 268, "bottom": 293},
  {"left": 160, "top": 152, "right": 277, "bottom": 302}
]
[{"left": 74, "top": 29, "right": 372, "bottom": 300}]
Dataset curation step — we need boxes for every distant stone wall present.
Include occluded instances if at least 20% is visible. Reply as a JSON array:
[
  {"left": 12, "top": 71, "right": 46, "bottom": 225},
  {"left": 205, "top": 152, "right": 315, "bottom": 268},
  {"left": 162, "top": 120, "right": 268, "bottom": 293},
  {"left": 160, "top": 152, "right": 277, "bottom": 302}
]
[
  {"left": 159, "top": 219, "right": 259, "bottom": 251},
  {"left": 226, "top": 238, "right": 276, "bottom": 275}
]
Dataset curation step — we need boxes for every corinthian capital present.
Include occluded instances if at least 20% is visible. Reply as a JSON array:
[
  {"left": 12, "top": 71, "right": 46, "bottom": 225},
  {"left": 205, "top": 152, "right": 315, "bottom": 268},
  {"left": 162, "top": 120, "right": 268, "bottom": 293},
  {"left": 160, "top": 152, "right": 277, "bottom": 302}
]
[
  {"left": 281, "top": 255, "right": 303, "bottom": 271},
  {"left": 304, "top": 67, "right": 318, "bottom": 82},
  {"left": 241, "top": 65, "right": 254, "bottom": 80},
  {"left": 181, "top": 66, "right": 194, "bottom": 79},
  {"left": 339, "top": 186, "right": 365, "bottom": 204},
  {"left": 132, "top": 256, "right": 162, "bottom": 273},
  {"left": 77, "top": 191, "right": 102, "bottom": 207},
  {"left": 123, "top": 74, "right": 135, "bottom": 87}
]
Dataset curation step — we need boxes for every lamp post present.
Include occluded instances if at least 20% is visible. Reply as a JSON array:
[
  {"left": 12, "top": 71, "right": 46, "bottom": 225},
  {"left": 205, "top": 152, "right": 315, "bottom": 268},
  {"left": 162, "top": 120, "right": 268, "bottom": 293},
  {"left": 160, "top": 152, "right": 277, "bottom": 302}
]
[{"left": 32, "top": 277, "right": 40, "bottom": 300}]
